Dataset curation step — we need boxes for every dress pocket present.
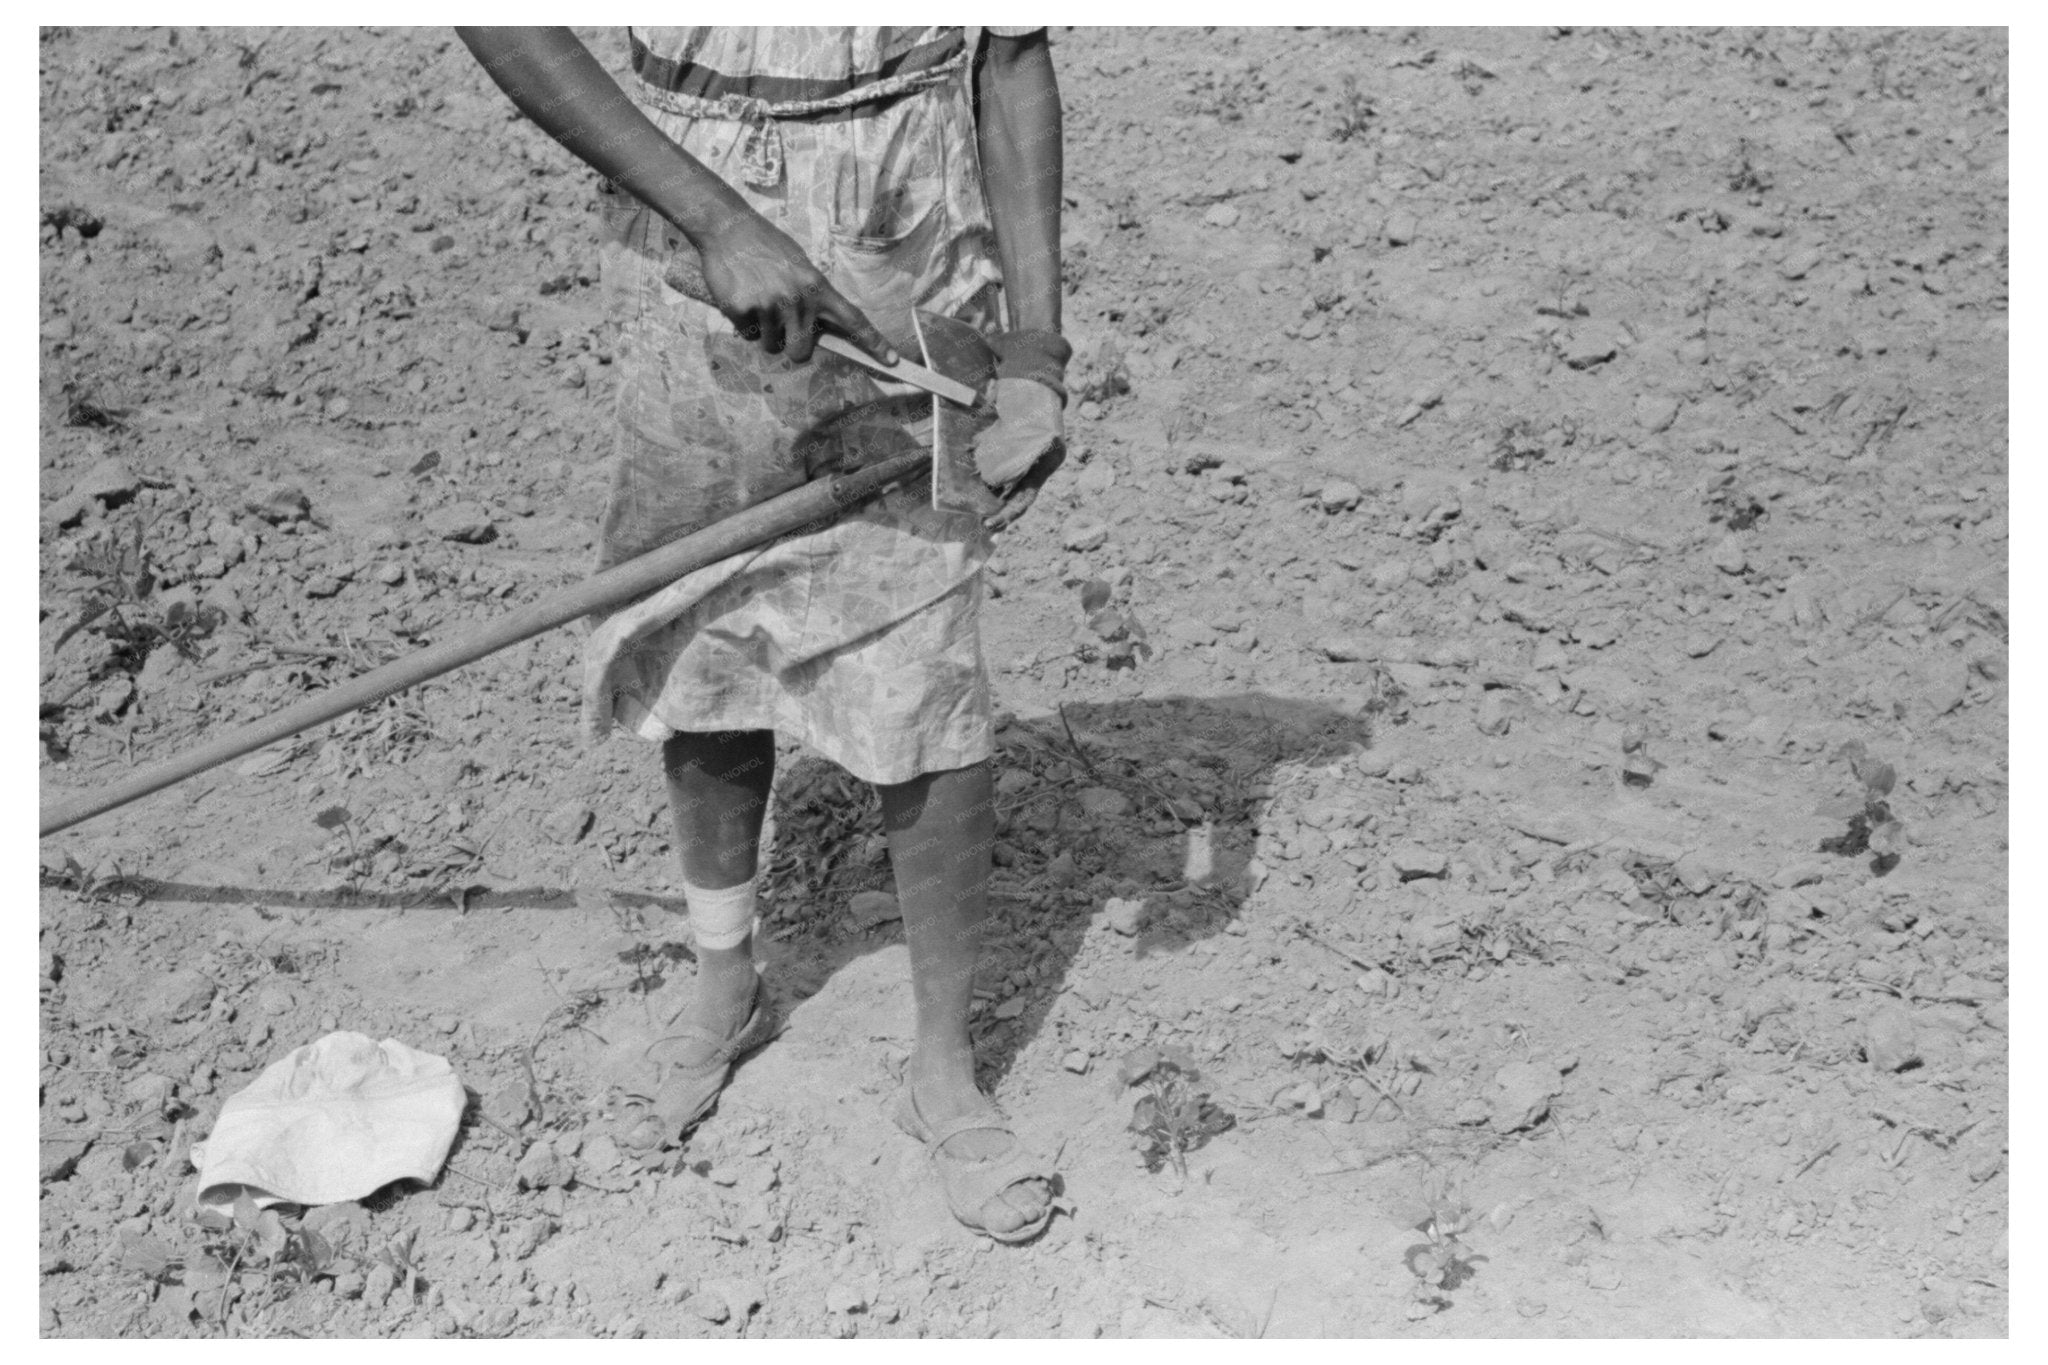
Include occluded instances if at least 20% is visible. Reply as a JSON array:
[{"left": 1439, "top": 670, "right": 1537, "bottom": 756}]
[{"left": 825, "top": 196, "right": 947, "bottom": 345}]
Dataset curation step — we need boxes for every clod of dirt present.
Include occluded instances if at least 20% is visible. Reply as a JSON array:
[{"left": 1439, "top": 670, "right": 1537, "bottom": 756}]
[
  {"left": 244, "top": 482, "right": 312, "bottom": 524},
  {"left": 40, "top": 1138, "right": 90, "bottom": 1184},
  {"left": 1864, "top": 1004, "right": 1922, "bottom": 1073},
  {"left": 848, "top": 890, "right": 900, "bottom": 928},
  {"left": 515, "top": 1138, "right": 573, "bottom": 1190},
  {"left": 1077, "top": 786, "right": 1130, "bottom": 818},
  {"left": 1559, "top": 323, "right": 1623, "bottom": 369},
  {"left": 1778, "top": 245, "right": 1824, "bottom": 280},
  {"left": 1634, "top": 393, "right": 1682, "bottom": 433},
  {"left": 1319, "top": 479, "right": 1364, "bottom": 512},
  {"left": 1710, "top": 533, "right": 1750, "bottom": 575},
  {"left": 1105, "top": 896, "right": 1147, "bottom": 936},
  {"left": 425, "top": 500, "right": 497, "bottom": 543},
  {"left": 1060, "top": 518, "right": 1109, "bottom": 553},
  {"left": 1390, "top": 844, "right": 1448, "bottom": 880},
  {"left": 73, "top": 457, "right": 141, "bottom": 507},
  {"left": 700, "top": 1277, "right": 765, "bottom": 1323},
  {"left": 539, "top": 801, "right": 594, "bottom": 845},
  {"left": 1475, "top": 689, "right": 1518, "bottom": 736},
  {"left": 1491, "top": 1059, "right": 1564, "bottom": 1131},
  {"left": 149, "top": 968, "right": 216, "bottom": 1024}
]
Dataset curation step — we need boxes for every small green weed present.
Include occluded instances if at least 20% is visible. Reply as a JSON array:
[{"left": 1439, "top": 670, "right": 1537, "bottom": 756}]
[
  {"left": 1330, "top": 74, "right": 1376, "bottom": 142},
  {"left": 1818, "top": 740, "right": 1906, "bottom": 873},
  {"left": 121, "top": 1193, "right": 335, "bottom": 1334},
  {"left": 1123, "top": 1048, "right": 1235, "bottom": 1177},
  {"left": 1401, "top": 1171, "right": 1487, "bottom": 1318}
]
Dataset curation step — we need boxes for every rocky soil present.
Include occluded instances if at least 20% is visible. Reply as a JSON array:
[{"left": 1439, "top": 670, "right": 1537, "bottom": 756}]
[{"left": 39, "top": 25, "right": 2007, "bottom": 1338}]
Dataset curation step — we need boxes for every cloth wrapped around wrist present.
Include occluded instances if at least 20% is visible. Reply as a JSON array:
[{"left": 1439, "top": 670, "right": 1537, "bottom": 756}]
[{"left": 987, "top": 329, "right": 1072, "bottom": 404}]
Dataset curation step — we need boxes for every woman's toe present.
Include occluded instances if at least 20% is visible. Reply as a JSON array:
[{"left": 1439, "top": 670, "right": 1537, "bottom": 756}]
[{"left": 991, "top": 1179, "right": 1049, "bottom": 1232}]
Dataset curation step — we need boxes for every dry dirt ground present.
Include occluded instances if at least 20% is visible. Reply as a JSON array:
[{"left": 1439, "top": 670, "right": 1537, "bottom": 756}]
[{"left": 37, "top": 26, "right": 2009, "bottom": 1339}]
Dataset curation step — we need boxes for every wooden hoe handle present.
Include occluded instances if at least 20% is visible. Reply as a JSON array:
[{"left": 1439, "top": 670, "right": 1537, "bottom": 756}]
[{"left": 39, "top": 449, "right": 929, "bottom": 838}]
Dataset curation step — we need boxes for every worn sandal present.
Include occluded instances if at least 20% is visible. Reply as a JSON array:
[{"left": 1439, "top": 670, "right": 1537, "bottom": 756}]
[
  {"left": 893, "top": 1087, "right": 1056, "bottom": 1244},
  {"left": 618, "top": 983, "right": 778, "bottom": 1153}
]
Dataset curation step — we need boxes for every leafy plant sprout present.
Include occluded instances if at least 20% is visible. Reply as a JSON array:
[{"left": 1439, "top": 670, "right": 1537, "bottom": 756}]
[
  {"left": 1818, "top": 740, "right": 1906, "bottom": 874},
  {"left": 1124, "top": 1048, "right": 1236, "bottom": 1178}
]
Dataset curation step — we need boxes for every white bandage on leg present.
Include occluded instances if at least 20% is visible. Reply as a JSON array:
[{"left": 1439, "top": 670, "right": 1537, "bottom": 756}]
[{"left": 682, "top": 878, "right": 757, "bottom": 952}]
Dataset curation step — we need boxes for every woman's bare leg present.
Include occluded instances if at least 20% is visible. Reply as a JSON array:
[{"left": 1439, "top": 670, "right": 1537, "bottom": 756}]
[
  {"left": 663, "top": 728, "right": 775, "bottom": 1036},
  {"left": 878, "top": 758, "right": 1048, "bottom": 1234}
]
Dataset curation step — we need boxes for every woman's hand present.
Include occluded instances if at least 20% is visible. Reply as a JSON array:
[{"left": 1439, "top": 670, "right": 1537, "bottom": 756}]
[
  {"left": 695, "top": 214, "right": 897, "bottom": 365},
  {"left": 455, "top": 28, "right": 893, "bottom": 367}
]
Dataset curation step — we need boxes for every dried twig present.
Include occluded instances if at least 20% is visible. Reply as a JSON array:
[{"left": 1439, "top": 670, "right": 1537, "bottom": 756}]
[{"left": 1055, "top": 703, "right": 1098, "bottom": 777}]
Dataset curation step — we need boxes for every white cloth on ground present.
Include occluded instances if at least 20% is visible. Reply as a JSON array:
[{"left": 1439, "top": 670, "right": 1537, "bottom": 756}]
[{"left": 191, "top": 1032, "right": 465, "bottom": 1210}]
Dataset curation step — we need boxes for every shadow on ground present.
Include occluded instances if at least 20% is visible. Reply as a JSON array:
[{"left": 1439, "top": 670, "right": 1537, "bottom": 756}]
[{"left": 749, "top": 689, "right": 1376, "bottom": 1092}]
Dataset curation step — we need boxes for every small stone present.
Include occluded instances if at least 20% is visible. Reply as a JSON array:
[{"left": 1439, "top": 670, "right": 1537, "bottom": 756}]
[
  {"left": 1202, "top": 202, "right": 1242, "bottom": 229},
  {"left": 1710, "top": 534, "right": 1749, "bottom": 575},
  {"left": 1061, "top": 519, "right": 1109, "bottom": 552},
  {"left": 1062, "top": 1049, "right": 1092, "bottom": 1074},
  {"left": 1586, "top": 1261, "right": 1623, "bottom": 1291},
  {"left": 1865, "top": 1004, "right": 1920, "bottom": 1073},
  {"left": 1475, "top": 689, "right": 1517, "bottom": 736},
  {"left": 540, "top": 802, "right": 593, "bottom": 845},
  {"left": 1077, "top": 786, "right": 1131, "bottom": 818},
  {"left": 1682, "top": 631, "right": 1722, "bottom": 658},
  {"left": 848, "top": 890, "right": 900, "bottom": 927},
  {"left": 1383, "top": 211, "right": 1418, "bottom": 246},
  {"left": 825, "top": 1281, "right": 868, "bottom": 1315},
  {"left": 425, "top": 500, "right": 496, "bottom": 544},
  {"left": 245, "top": 482, "right": 311, "bottom": 524},
  {"left": 375, "top": 562, "right": 407, "bottom": 586},
  {"left": 1633, "top": 393, "right": 1681, "bottom": 432},
  {"left": 304, "top": 574, "right": 343, "bottom": 599},
  {"left": 1318, "top": 636, "right": 1365, "bottom": 663},
  {"left": 1318, "top": 479, "right": 1363, "bottom": 512},
  {"left": 1389, "top": 844, "right": 1447, "bottom": 879},
  {"left": 1104, "top": 897, "right": 1147, "bottom": 936}
]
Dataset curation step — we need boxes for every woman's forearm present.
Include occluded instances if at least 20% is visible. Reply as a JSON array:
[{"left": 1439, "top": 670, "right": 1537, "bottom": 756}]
[
  {"left": 975, "top": 32, "right": 1063, "bottom": 335},
  {"left": 455, "top": 27, "right": 753, "bottom": 252}
]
